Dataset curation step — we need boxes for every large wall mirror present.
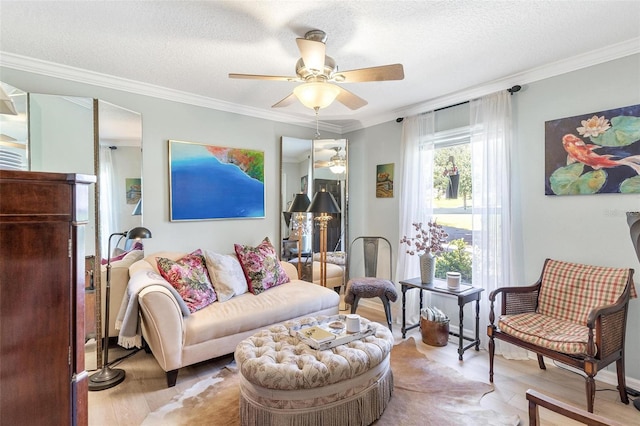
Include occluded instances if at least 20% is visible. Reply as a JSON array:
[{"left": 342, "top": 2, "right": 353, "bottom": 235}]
[
  {"left": 280, "top": 137, "right": 348, "bottom": 292},
  {"left": 0, "top": 82, "right": 143, "bottom": 370}
]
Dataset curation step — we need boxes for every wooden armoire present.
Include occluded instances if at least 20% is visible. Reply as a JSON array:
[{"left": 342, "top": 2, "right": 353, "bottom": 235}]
[{"left": 0, "top": 170, "right": 95, "bottom": 425}]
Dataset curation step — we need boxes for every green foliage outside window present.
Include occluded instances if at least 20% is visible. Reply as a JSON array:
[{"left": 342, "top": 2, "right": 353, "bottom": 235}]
[
  {"left": 433, "top": 145, "right": 471, "bottom": 202},
  {"left": 435, "top": 239, "right": 473, "bottom": 283}
]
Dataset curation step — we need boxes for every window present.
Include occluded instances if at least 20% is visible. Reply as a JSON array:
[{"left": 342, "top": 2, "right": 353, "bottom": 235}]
[{"left": 430, "top": 128, "right": 473, "bottom": 283}]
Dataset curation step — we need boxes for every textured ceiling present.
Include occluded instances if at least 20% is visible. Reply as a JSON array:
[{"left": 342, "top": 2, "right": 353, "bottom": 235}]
[{"left": 1, "top": 1, "right": 639, "bottom": 133}]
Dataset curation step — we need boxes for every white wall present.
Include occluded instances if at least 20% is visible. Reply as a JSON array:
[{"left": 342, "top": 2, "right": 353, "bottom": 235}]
[
  {"left": 3, "top": 53, "right": 639, "bottom": 382},
  {"left": 0, "top": 67, "right": 340, "bottom": 257},
  {"left": 346, "top": 53, "right": 640, "bottom": 381}
]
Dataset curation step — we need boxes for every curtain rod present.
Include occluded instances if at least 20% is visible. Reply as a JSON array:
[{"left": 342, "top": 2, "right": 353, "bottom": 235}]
[{"left": 396, "top": 85, "right": 521, "bottom": 123}]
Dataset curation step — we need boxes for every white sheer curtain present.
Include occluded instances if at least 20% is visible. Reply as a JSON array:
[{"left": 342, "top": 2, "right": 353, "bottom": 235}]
[
  {"left": 394, "top": 112, "right": 436, "bottom": 325},
  {"left": 470, "top": 91, "right": 526, "bottom": 358},
  {"left": 99, "top": 146, "right": 118, "bottom": 257}
]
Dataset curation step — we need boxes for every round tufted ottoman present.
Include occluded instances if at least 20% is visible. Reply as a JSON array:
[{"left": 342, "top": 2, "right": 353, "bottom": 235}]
[{"left": 235, "top": 316, "right": 394, "bottom": 426}]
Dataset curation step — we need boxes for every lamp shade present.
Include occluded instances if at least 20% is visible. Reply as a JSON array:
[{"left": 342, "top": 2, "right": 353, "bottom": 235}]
[
  {"left": 307, "top": 190, "right": 340, "bottom": 214},
  {"left": 288, "top": 193, "right": 311, "bottom": 212},
  {"left": 293, "top": 82, "right": 340, "bottom": 109},
  {"left": 126, "top": 226, "right": 152, "bottom": 240}
]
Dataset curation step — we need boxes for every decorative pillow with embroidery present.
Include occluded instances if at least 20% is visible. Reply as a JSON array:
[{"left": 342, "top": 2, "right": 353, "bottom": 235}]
[
  {"left": 156, "top": 249, "right": 217, "bottom": 313},
  {"left": 234, "top": 238, "right": 290, "bottom": 295},
  {"left": 203, "top": 250, "right": 249, "bottom": 302}
]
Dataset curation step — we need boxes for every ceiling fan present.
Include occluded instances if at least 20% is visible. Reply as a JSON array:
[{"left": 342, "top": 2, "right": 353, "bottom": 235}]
[
  {"left": 315, "top": 147, "right": 346, "bottom": 174},
  {"left": 229, "top": 30, "right": 404, "bottom": 111}
]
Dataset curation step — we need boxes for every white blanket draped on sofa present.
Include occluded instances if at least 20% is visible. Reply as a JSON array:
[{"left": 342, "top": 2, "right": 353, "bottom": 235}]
[{"left": 115, "top": 270, "right": 190, "bottom": 349}]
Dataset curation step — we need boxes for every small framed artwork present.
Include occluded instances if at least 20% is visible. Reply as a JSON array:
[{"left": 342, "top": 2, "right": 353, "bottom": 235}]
[
  {"left": 169, "top": 140, "right": 265, "bottom": 221},
  {"left": 125, "top": 178, "right": 141, "bottom": 204},
  {"left": 301, "top": 175, "right": 308, "bottom": 193},
  {"left": 376, "top": 163, "right": 394, "bottom": 198},
  {"left": 545, "top": 104, "right": 640, "bottom": 195}
]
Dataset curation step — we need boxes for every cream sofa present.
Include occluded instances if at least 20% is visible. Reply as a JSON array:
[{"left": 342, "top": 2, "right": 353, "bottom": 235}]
[{"left": 127, "top": 251, "right": 340, "bottom": 387}]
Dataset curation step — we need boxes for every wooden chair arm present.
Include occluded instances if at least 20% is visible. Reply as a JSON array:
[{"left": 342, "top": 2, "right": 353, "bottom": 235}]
[
  {"left": 526, "top": 389, "right": 624, "bottom": 426},
  {"left": 488, "top": 282, "right": 540, "bottom": 301},
  {"left": 586, "top": 284, "right": 631, "bottom": 328},
  {"left": 488, "top": 282, "right": 541, "bottom": 328},
  {"left": 489, "top": 282, "right": 541, "bottom": 317}
]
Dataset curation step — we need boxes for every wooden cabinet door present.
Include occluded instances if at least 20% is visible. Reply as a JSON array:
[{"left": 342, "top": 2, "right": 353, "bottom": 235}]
[{"left": 0, "top": 221, "right": 73, "bottom": 425}]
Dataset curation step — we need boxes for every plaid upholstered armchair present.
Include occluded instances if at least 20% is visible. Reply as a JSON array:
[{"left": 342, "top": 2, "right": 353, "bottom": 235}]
[{"left": 487, "top": 258, "right": 637, "bottom": 413}]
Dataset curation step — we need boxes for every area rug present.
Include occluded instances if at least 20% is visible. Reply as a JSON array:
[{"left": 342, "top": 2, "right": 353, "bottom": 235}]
[{"left": 143, "top": 337, "right": 520, "bottom": 426}]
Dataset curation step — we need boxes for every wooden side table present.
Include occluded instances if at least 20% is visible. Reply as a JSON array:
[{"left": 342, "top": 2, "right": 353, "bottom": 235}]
[{"left": 399, "top": 277, "right": 484, "bottom": 360}]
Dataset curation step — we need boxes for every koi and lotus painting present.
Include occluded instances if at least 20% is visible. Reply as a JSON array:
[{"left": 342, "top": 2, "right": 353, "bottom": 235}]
[{"left": 545, "top": 104, "right": 640, "bottom": 195}]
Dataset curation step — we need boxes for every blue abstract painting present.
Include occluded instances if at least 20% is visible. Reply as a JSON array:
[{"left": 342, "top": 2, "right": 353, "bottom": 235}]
[{"left": 169, "top": 140, "right": 265, "bottom": 221}]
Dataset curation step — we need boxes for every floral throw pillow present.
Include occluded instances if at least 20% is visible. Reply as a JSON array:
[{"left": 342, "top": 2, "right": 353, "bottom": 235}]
[
  {"left": 156, "top": 249, "right": 217, "bottom": 313},
  {"left": 234, "top": 238, "right": 290, "bottom": 295}
]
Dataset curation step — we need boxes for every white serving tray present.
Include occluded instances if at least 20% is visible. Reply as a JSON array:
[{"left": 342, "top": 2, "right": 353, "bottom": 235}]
[{"left": 289, "top": 314, "right": 375, "bottom": 350}]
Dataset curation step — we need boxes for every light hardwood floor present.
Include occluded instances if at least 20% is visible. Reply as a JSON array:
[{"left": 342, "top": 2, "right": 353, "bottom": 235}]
[{"left": 87, "top": 303, "right": 640, "bottom": 425}]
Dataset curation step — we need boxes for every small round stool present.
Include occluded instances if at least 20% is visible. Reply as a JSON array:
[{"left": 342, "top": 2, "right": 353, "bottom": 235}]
[
  {"left": 235, "top": 316, "right": 394, "bottom": 426},
  {"left": 345, "top": 278, "right": 398, "bottom": 330}
]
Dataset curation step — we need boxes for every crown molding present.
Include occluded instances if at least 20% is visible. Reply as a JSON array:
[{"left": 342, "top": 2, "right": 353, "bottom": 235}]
[
  {"left": 0, "top": 52, "right": 342, "bottom": 135},
  {"left": 2, "top": 37, "right": 638, "bottom": 135},
  {"left": 341, "top": 37, "right": 640, "bottom": 134}
]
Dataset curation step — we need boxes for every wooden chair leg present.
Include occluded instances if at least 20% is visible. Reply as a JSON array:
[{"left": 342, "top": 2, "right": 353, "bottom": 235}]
[
  {"left": 488, "top": 331, "right": 495, "bottom": 383},
  {"left": 616, "top": 358, "right": 629, "bottom": 404},
  {"left": 379, "top": 295, "right": 393, "bottom": 331},
  {"left": 537, "top": 354, "right": 546, "bottom": 370},
  {"left": 586, "top": 375, "right": 596, "bottom": 413}
]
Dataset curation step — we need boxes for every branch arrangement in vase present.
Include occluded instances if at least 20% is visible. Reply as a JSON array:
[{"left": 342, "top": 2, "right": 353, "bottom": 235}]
[{"left": 400, "top": 221, "right": 449, "bottom": 257}]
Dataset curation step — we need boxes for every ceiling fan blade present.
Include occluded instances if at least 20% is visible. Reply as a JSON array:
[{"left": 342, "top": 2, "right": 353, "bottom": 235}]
[
  {"left": 229, "top": 73, "right": 299, "bottom": 82},
  {"left": 314, "top": 161, "right": 331, "bottom": 168},
  {"left": 271, "top": 93, "right": 298, "bottom": 108},
  {"left": 336, "top": 86, "right": 368, "bottom": 110},
  {"left": 296, "top": 38, "right": 326, "bottom": 73},
  {"left": 336, "top": 64, "right": 404, "bottom": 82}
]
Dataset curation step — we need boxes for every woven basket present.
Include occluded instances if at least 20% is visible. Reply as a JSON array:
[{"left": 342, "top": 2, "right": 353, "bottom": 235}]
[{"left": 420, "top": 317, "right": 450, "bottom": 347}]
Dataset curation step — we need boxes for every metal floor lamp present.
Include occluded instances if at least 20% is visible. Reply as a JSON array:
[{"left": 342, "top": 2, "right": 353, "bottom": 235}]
[
  {"left": 307, "top": 190, "right": 340, "bottom": 287},
  {"left": 88, "top": 226, "right": 152, "bottom": 391}
]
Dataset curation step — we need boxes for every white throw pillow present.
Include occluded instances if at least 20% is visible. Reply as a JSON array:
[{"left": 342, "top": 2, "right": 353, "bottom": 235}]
[{"left": 204, "top": 250, "right": 249, "bottom": 301}]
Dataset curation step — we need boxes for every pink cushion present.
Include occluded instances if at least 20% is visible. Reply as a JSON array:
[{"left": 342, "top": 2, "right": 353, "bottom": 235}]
[
  {"left": 234, "top": 237, "right": 290, "bottom": 295},
  {"left": 156, "top": 249, "right": 217, "bottom": 313}
]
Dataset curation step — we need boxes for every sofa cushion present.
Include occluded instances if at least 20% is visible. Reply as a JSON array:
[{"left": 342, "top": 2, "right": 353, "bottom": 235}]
[
  {"left": 498, "top": 312, "right": 590, "bottom": 355},
  {"left": 234, "top": 238, "right": 290, "bottom": 295},
  {"left": 182, "top": 280, "right": 340, "bottom": 347},
  {"left": 537, "top": 259, "right": 633, "bottom": 325},
  {"left": 203, "top": 250, "right": 248, "bottom": 301},
  {"left": 157, "top": 249, "right": 217, "bottom": 313}
]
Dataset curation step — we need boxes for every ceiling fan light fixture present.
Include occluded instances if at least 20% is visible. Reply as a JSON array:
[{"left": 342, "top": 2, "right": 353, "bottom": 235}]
[
  {"left": 329, "top": 153, "right": 346, "bottom": 174},
  {"left": 293, "top": 82, "right": 340, "bottom": 110}
]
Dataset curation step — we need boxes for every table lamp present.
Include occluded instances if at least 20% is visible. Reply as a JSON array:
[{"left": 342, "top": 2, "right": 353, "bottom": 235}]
[
  {"left": 307, "top": 190, "right": 340, "bottom": 287},
  {"left": 287, "top": 193, "right": 311, "bottom": 278},
  {"left": 89, "top": 226, "right": 152, "bottom": 391}
]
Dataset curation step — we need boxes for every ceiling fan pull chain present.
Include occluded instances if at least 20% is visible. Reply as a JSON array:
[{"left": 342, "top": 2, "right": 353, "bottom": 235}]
[{"left": 314, "top": 106, "right": 320, "bottom": 138}]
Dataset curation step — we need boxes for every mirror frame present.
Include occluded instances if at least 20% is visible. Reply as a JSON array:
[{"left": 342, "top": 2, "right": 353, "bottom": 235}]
[{"left": 280, "top": 136, "right": 348, "bottom": 286}]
